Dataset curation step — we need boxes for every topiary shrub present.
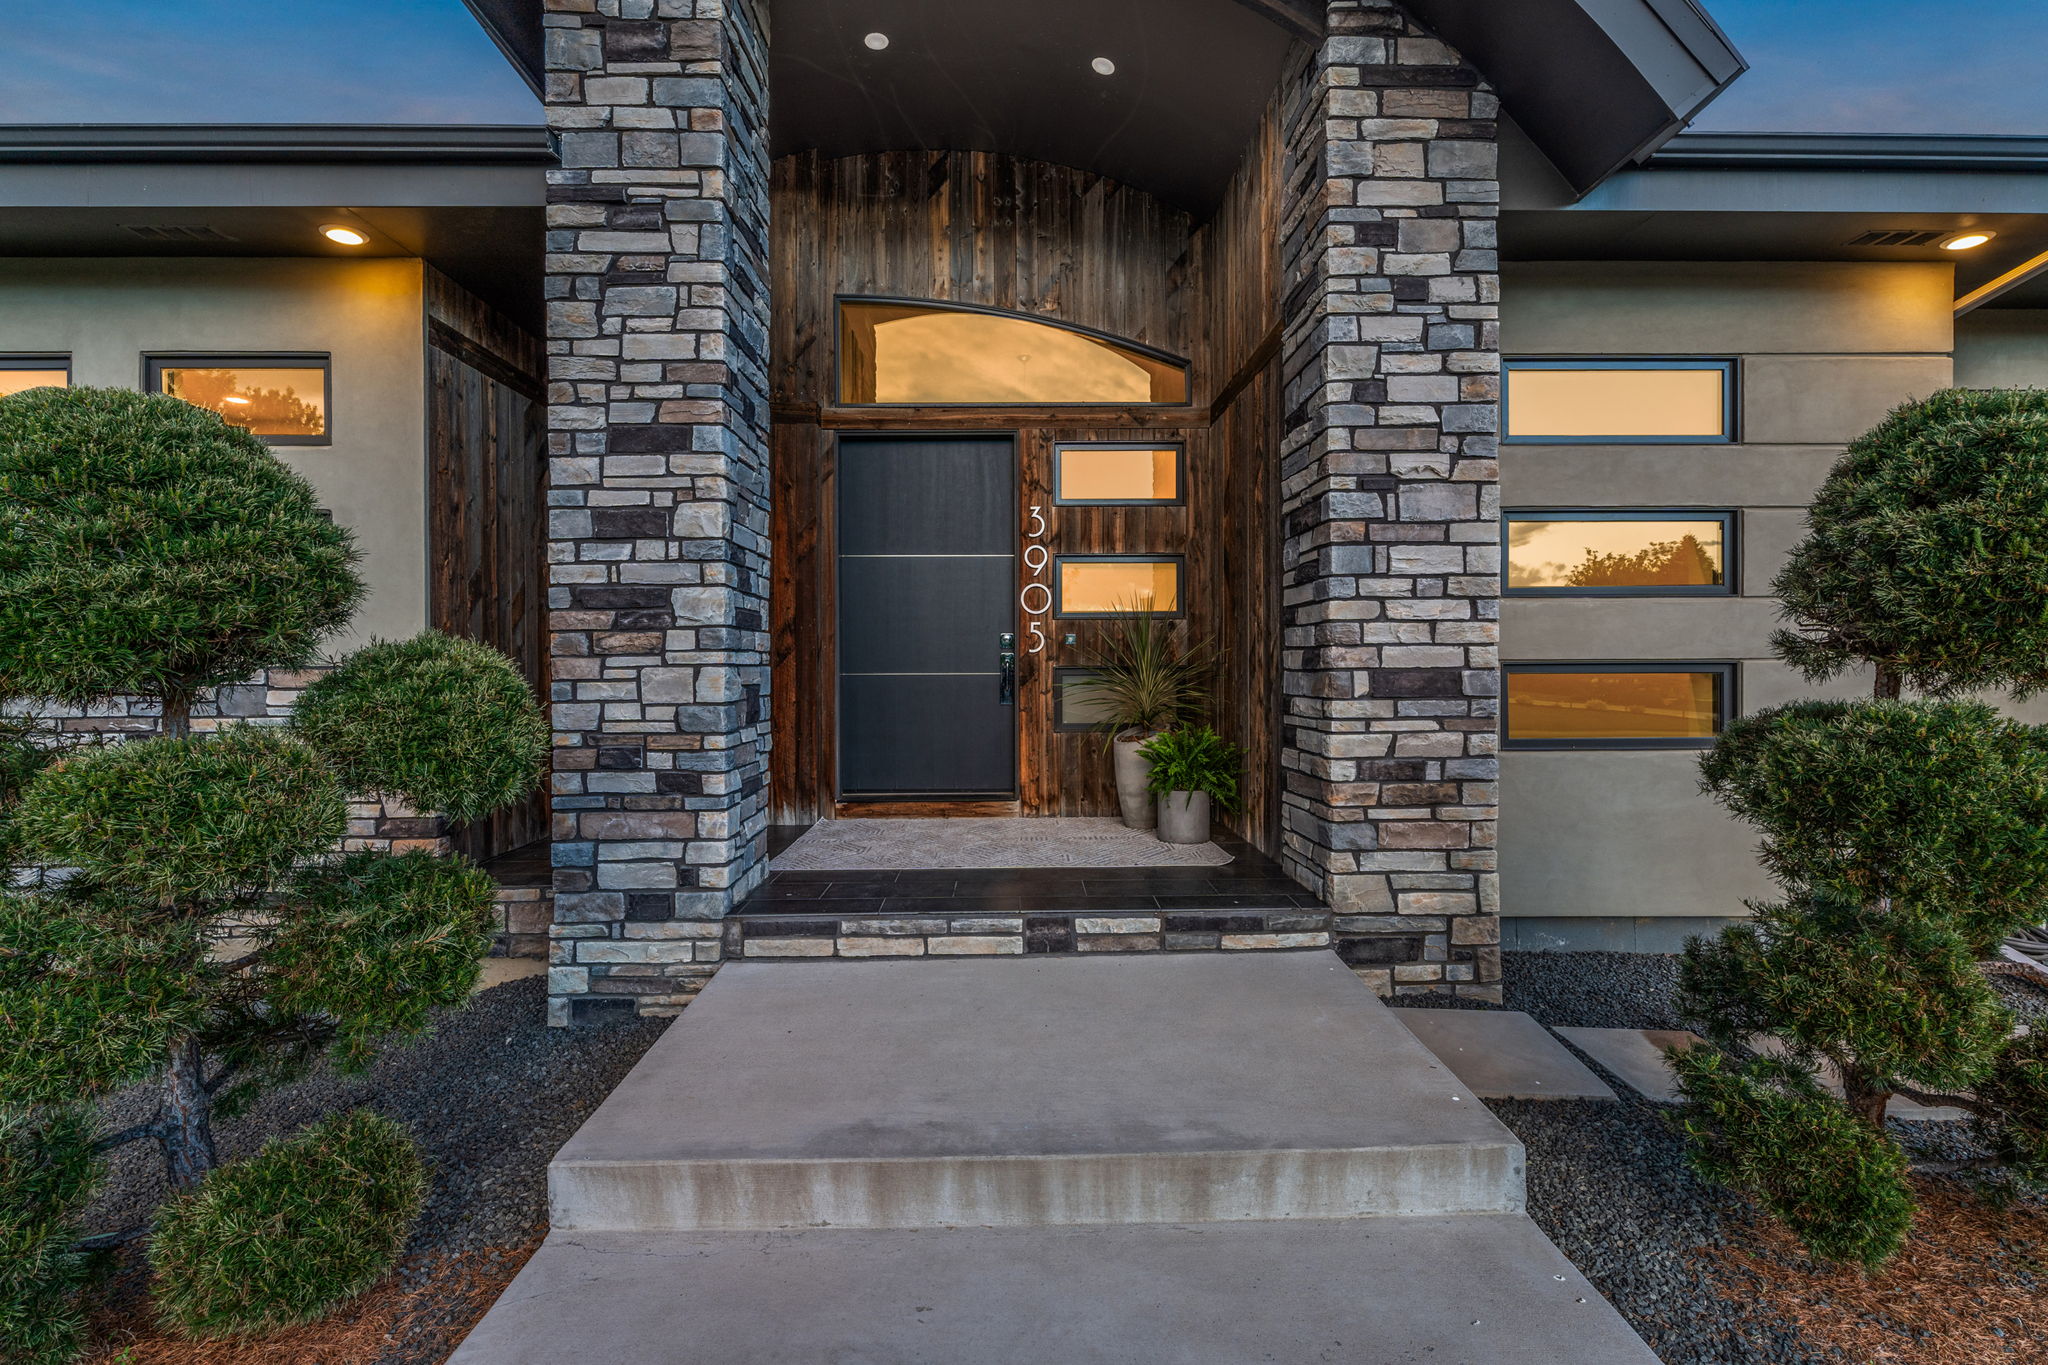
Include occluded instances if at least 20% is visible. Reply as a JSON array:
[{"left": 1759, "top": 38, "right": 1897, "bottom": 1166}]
[
  {"left": 0, "top": 384, "right": 545, "bottom": 1342},
  {"left": 149, "top": 1110, "right": 425, "bottom": 1338},
  {"left": 0, "top": 386, "right": 362, "bottom": 732},
  {"left": 0, "top": 1108, "right": 101, "bottom": 1365},
  {"left": 1677, "top": 387, "right": 2048, "bottom": 1269},
  {"left": 291, "top": 632, "right": 549, "bottom": 824},
  {"left": 1772, "top": 386, "right": 2048, "bottom": 699}
]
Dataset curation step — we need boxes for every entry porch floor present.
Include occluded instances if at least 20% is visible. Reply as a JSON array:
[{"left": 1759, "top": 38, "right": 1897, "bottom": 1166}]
[{"left": 450, "top": 953, "right": 1658, "bottom": 1363}]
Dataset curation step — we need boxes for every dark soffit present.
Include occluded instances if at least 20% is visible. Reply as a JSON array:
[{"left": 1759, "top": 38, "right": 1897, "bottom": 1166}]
[
  {"left": 768, "top": 0, "right": 1299, "bottom": 217},
  {"left": 461, "top": 0, "right": 546, "bottom": 99}
]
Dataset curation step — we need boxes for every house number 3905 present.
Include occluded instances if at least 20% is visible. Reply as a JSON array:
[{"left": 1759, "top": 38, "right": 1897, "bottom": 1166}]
[{"left": 1019, "top": 505, "right": 1050, "bottom": 652}]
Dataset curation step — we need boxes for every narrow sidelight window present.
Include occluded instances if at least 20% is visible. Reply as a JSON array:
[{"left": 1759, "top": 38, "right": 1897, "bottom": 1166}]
[
  {"left": 1504, "top": 359, "right": 1734, "bottom": 443},
  {"left": 0, "top": 355, "right": 70, "bottom": 397},
  {"left": 145, "top": 354, "right": 330, "bottom": 444},
  {"left": 1504, "top": 663, "right": 1733, "bottom": 749},
  {"left": 838, "top": 299, "right": 1189, "bottom": 405},
  {"left": 1506, "top": 511, "right": 1735, "bottom": 595},
  {"left": 1054, "top": 444, "right": 1184, "bottom": 505},
  {"left": 1054, "top": 556, "right": 1183, "bottom": 617}
]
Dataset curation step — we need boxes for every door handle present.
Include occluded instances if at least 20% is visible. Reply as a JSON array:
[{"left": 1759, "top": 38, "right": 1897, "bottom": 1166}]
[{"left": 998, "top": 632, "right": 1016, "bottom": 705}]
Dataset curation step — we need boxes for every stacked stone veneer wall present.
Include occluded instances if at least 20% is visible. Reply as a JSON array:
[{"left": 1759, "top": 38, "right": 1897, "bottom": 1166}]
[
  {"left": 542, "top": 0, "right": 773, "bottom": 1024},
  {"left": 1277, "top": 0, "right": 1503, "bottom": 999}
]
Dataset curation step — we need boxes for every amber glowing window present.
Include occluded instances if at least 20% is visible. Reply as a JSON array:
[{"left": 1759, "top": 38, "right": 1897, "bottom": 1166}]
[
  {"left": 146, "top": 354, "right": 329, "bottom": 444},
  {"left": 1055, "top": 444, "right": 1183, "bottom": 505},
  {"left": 1506, "top": 512, "right": 1733, "bottom": 595},
  {"left": 0, "top": 356, "right": 69, "bottom": 397},
  {"left": 839, "top": 300, "right": 1189, "bottom": 405},
  {"left": 1054, "top": 556, "right": 1183, "bottom": 617},
  {"left": 1505, "top": 360, "right": 1733, "bottom": 443},
  {"left": 1505, "top": 665, "right": 1732, "bottom": 748}
]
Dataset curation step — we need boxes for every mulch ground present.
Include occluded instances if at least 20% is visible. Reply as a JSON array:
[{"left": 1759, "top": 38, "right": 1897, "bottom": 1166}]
[{"left": 1706, "top": 1176, "right": 2048, "bottom": 1363}]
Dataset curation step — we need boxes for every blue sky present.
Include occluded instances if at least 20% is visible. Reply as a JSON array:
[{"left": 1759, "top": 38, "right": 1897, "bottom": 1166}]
[{"left": 0, "top": 0, "right": 2043, "bottom": 134}]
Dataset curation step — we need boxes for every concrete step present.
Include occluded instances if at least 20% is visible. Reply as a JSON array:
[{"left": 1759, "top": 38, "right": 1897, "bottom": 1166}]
[
  {"left": 448, "top": 1215, "right": 1661, "bottom": 1365},
  {"left": 550, "top": 953, "right": 1525, "bottom": 1231},
  {"left": 1391, "top": 1007, "right": 1618, "bottom": 1100}
]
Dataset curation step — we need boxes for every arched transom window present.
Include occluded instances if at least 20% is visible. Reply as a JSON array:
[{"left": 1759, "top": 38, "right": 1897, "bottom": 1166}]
[{"left": 838, "top": 299, "right": 1189, "bottom": 405}]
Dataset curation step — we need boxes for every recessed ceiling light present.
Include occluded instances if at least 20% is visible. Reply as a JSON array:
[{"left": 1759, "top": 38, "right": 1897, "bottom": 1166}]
[
  {"left": 320, "top": 224, "right": 368, "bottom": 246},
  {"left": 863, "top": 32, "right": 889, "bottom": 50},
  {"left": 1091, "top": 57, "right": 1116, "bottom": 76},
  {"left": 1942, "top": 231, "right": 1995, "bottom": 251}
]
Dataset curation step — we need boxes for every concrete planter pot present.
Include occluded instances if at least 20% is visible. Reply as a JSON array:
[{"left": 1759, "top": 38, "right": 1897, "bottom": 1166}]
[
  {"left": 1113, "top": 733, "right": 1157, "bottom": 830},
  {"left": 1157, "top": 791, "right": 1211, "bottom": 845}
]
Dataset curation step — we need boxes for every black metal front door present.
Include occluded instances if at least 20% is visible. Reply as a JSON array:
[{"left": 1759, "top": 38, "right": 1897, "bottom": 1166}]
[{"left": 837, "top": 435, "right": 1017, "bottom": 797}]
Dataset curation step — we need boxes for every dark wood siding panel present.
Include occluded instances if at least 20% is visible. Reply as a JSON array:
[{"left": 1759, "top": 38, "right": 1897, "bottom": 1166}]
[{"left": 426, "top": 269, "right": 547, "bottom": 861}]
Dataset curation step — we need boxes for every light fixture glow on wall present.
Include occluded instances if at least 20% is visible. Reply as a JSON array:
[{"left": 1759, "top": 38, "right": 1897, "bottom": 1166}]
[
  {"left": 1942, "top": 231, "right": 1995, "bottom": 251},
  {"left": 863, "top": 31, "right": 889, "bottom": 50},
  {"left": 320, "top": 224, "right": 368, "bottom": 246},
  {"left": 1091, "top": 57, "right": 1116, "bottom": 75}
]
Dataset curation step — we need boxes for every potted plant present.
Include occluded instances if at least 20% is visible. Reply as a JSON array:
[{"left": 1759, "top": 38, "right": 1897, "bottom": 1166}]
[
  {"left": 1139, "top": 725, "right": 1241, "bottom": 844},
  {"left": 1070, "top": 614, "right": 1209, "bottom": 829}
]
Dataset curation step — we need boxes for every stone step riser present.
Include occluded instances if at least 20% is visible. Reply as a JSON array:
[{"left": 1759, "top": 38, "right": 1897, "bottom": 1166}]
[{"left": 550, "top": 1142, "right": 1525, "bottom": 1232}]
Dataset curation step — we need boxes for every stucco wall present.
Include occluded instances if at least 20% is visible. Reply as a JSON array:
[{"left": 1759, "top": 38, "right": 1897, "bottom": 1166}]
[
  {"left": 0, "top": 257, "right": 428, "bottom": 650},
  {"left": 1497, "top": 261, "right": 1955, "bottom": 923},
  {"left": 1955, "top": 309, "right": 2048, "bottom": 389}
]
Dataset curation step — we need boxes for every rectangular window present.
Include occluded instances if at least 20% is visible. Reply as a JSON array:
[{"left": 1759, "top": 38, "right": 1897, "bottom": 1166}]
[
  {"left": 1504, "top": 664, "right": 1734, "bottom": 749},
  {"left": 1054, "top": 556, "right": 1183, "bottom": 617},
  {"left": 0, "top": 355, "right": 70, "bottom": 397},
  {"left": 1052, "top": 667, "right": 1123, "bottom": 731},
  {"left": 1504, "top": 359, "right": 1734, "bottom": 443},
  {"left": 1506, "top": 511, "right": 1735, "bottom": 595},
  {"left": 144, "top": 354, "right": 330, "bottom": 444},
  {"left": 1054, "top": 444, "right": 1184, "bottom": 505}
]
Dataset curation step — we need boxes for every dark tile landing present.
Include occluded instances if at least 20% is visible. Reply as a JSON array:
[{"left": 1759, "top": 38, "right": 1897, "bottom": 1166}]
[{"left": 480, "top": 839, "right": 552, "bottom": 889}]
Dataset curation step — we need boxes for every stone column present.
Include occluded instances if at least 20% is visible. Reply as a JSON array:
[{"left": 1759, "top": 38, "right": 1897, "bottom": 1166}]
[
  {"left": 1277, "top": 0, "right": 1502, "bottom": 999},
  {"left": 542, "top": 0, "right": 771, "bottom": 1025}
]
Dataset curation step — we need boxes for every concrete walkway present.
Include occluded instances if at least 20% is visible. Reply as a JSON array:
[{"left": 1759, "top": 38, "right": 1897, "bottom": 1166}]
[{"left": 452, "top": 953, "right": 1658, "bottom": 1363}]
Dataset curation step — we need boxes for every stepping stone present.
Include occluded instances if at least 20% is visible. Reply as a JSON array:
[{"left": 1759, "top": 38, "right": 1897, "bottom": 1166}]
[
  {"left": 553, "top": 954, "right": 1527, "bottom": 1231},
  {"left": 1390, "top": 1008, "right": 1617, "bottom": 1101},
  {"left": 449, "top": 1215, "right": 1661, "bottom": 1365},
  {"left": 1556, "top": 1027, "right": 1706, "bottom": 1103}
]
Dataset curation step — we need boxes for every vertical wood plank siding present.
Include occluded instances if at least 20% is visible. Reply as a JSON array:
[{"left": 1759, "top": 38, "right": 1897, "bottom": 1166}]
[{"left": 768, "top": 130, "right": 1289, "bottom": 854}]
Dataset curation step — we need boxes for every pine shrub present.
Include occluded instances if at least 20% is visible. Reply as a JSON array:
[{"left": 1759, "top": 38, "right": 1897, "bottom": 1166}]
[
  {"left": 0, "top": 387, "right": 361, "bottom": 721},
  {"left": 1673, "top": 1049, "right": 1914, "bottom": 1271},
  {"left": 291, "top": 631, "right": 548, "bottom": 823},
  {"left": 11, "top": 727, "right": 346, "bottom": 903},
  {"left": 149, "top": 1110, "right": 425, "bottom": 1338},
  {"left": 0, "top": 1108, "right": 101, "bottom": 1365}
]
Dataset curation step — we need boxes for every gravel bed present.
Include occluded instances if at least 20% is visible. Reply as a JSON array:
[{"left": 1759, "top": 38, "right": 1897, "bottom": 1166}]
[{"left": 83, "top": 976, "right": 669, "bottom": 1360}]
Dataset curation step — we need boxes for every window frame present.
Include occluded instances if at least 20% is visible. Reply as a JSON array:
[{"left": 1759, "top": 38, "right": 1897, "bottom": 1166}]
[
  {"left": 1052, "top": 666, "right": 1113, "bottom": 732},
  {"left": 835, "top": 295, "right": 1191, "bottom": 408},
  {"left": 1502, "top": 357, "right": 1738, "bottom": 445},
  {"left": 142, "top": 352, "right": 333, "bottom": 446},
  {"left": 1051, "top": 554, "right": 1186, "bottom": 620},
  {"left": 1052, "top": 442, "right": 1187, "bottom": 507},
  {"left": 1502, "top": 508, "right": 1739, "bottom": 598},
  {"left": 0, "top": 354, "right": 71, "bottom": 392},
  {"left": 1502, "top": 661, "right": 1737, "bottom": 751}
]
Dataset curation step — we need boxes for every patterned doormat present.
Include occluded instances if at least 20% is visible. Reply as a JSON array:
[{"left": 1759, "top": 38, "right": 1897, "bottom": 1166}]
[{"left": 768, "top": 817, "right": 1234, "bottom": 870}]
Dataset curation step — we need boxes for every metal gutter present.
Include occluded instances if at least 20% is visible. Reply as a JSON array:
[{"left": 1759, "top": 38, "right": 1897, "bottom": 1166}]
[
  {"left": 1651, "top": 132, "right": 2048, "bottom": 173},
  {"left": 0, "top": 124, "right": 554, "bottom": 166}
]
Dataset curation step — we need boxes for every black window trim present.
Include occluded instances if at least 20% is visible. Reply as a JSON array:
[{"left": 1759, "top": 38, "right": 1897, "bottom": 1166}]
[
  {"left": 1503, "top": 660, "right": 1737, "bottom": 751},
  {"left": 0, "top": 353, "right": 71, "bottom": 387},
  {"left": 835, "top": 295, "right": 1192, "bottom": 408},
  {"left": 1503, "top": 507, "right": 1739, "bottom": 597},
  {"left": 1052, "top": 441, "right": 1188, "bottom": 507},
  {"left": 142, "top": 351, "right": 333, "bottom": 446},
  {"left": 1051, "top": 553, "right": 1186, "bottom": 619},
  {"left": 1502, "top": 356, "right": 1738, "bottom": 446}
]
